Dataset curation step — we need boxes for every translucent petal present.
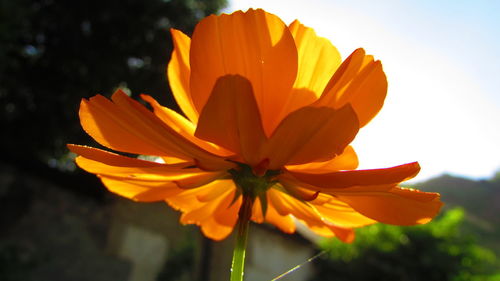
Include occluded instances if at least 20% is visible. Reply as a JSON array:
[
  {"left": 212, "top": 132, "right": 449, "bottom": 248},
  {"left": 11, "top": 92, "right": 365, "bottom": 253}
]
[
  {"left": 264, "top": 105, "right": 358, "bottom": 169},
  {"left": 286, "top": 145, "right": 359, "bottom": 173},
  {"left": 189, "top": 9, "right": 298, "bottom": 136},
  {"left": 315, "top": 48, "right": 387, "bottom": 127},
  {"left": 195, "top": 75, "right": 267, "bottom": 166},
  {"left": 167, "top": 28, "right": 198, "bottom": 123}
]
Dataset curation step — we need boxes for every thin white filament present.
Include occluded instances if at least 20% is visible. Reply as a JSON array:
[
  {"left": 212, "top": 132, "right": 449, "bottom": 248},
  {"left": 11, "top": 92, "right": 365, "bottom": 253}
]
[{"left": 270, "top": 250, "right": 327, "bottom": 281}]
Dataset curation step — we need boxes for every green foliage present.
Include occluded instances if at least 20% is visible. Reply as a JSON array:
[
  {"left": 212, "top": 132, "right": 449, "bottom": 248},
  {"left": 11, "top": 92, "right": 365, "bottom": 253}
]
[
  {"left": 492, "top": 171, "right": 500, "bottom": 183},
  {"left": 312, "top": 208, "right": 499, "bottom": 281}
]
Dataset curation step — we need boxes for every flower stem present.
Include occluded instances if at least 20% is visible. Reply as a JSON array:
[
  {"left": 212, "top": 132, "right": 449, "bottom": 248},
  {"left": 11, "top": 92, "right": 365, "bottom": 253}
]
[{"left": 230, "top": 194, "right": 253, "bottom": 281}]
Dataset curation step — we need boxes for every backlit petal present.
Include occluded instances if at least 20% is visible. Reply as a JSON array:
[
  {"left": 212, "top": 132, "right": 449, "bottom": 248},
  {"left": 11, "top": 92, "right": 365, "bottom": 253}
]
[
  {"left": 285, "top": 162, "right": 420, "bottom": 190},
  {"left": 190, "top": 9, "right": 298, "bottom": 136},
  {"left": 264, "top": 105, "right": 359, "bottom": 169},
  {"left": 141, "top": 94, "right": 233, "bottom": 157},
  {"left": 289, "top": 20, "right": 341, "bottom": 97},
  {"left": 69, "top": 144, "right": 226, "bottom": 197},
  {"left": 100, "top": 176, "right": 182, "bottom": 202},
  {"left": 286, "top": 145, "right": 359, "bottom": 173},
  {"left": 167, "top": 28, "right": 198, "bottom": 123},
  {"left": 68, "top": 144, "right": 189, "bottom": 168},
  {"left": 280, "top": 184, "right": 319, "bottom": 202},
  {"left": 180, "top": 189, "right": 231, "bottom": 224},
  {"left": 281, "top": 165, "right": 441, "bottom": 226},
  {"left": 315, "top": 48, "right": 387, "bottom": 127},
  {"left": 265, "top": 204, "right": 296, "bottom": 234},
  {"left": 73, "top": 153, "right": 223, "bottom": 183},
  {"left": 195, "top": 75, "right": 267, "bottom": 166},
  {"left": 268, "top": 189, "right": 353, "bottom": 242},
  {"left": 166, "top": 180, "right": 239, "bottom": 212},
  {"left": 313, "top": 196, "right": 376, "bottom": 228},
  {"left": 196, "top": 179, "right": 236, "bottom": 202},
  {"left": 307, "top": 223, "right": 355, "bottom": 243},
  {"left": 68, "top": 144, "right": 187, "bottom": 202},
  {"left": 79, "top": 93, "right": 168, "bottom": 157},
  {"left": 271, "top": 20, "right": 342, "bottom": 124},
  {"left": 268, "top": 189, "right": 322, "bottom": 227},
  {"left": 177, "top": 184, "right": 240, "bottom": 240},
  {"left": 213, "top": 189, "right": 241, "bottom": 227},
  {"left": 177, "top": 185, "right": 237, "bottom": 240},
  {"left": 200, "top": 217, "right": 235, "bottom": 241},
  {"left": 337, "top": 187, "right": 443, "bottom": 225},
  {"left": 318, "top": 48, "right": 366, "bottom": 103},
  {"left": 174, "top": 172, "right": 229, "bottom": 189},
  {"left": 252, "top": 197, "right": 296, "bottom": 233},
  {"left": 79, "top": 90, "right": 233, "bottom": 171}
]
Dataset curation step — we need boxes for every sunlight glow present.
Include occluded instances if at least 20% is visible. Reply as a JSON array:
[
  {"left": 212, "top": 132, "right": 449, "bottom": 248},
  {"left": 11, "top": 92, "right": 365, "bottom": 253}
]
[{"left": 227, "top": 0, "right": 500, "bottom": 181}]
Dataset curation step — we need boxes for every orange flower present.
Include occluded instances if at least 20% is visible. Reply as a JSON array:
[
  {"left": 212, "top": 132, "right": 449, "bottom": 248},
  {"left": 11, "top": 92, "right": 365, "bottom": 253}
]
[{"left": 69, "top": 9, "right": 442, "bottom": 242}]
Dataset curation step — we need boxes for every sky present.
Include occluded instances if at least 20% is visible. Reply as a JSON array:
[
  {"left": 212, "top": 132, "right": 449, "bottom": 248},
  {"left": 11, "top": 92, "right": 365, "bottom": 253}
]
[{"left": 225, "top": 0, "right": 500, "bottom": 182}]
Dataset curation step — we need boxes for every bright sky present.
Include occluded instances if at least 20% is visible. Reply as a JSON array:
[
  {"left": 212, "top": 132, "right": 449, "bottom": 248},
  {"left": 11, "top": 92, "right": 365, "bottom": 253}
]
[{"left": 226, "top": 0, "right": 500, "bottom": 181}]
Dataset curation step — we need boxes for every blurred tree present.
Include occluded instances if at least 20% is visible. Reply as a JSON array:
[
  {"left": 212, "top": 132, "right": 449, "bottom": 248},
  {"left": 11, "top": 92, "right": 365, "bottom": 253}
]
[
  {"left": 0, "top": 0, "right": 226, "bottom": 195},
  {"left": 311, "top": 208, "right": 500, "bottom": 281}
]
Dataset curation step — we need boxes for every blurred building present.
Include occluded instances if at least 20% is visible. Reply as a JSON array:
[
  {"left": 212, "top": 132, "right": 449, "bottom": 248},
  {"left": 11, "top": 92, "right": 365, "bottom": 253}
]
[{"left": 1, "top": 162, "right": 315, "bottom": 281}]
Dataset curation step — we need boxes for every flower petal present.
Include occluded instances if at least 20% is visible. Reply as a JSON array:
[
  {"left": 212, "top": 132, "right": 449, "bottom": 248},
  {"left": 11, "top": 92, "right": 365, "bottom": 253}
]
[
  {"left": 73, "top": 154, "right": 222, "bottom": 183},
  {"left": 307, "top": 223, "right": 355, "bottom": 243},
  {"left": 67, "top": 146, "right": 186, "bottom": 201},
  {"left": 189, "top": 9, "right": 298, "bottom": 136},
  {"left": 200, "top": 217, "right": 235, "bottom": 241},
  {"left": 180, "top": 189, "right": 230, "bottom": 225},
  {"left": 318, "top": 48, "right": 367, "bottom": 102},
  {"left": 280, "top": 184, "right": 319, "bottom": 202},
  {"left": 173, "top": 172, "right": 229, "bottom": 189},
  {"left": 79, "top": 93, "right": 168, "bottom": 157},
  {"left": 271, "top": 20, "right": 342, "bottom": 125},
  {"left": 178, "top": 187, "right": 237, "bottom": 240},
  {"left": 166, "top": 180, "right": 239, "bottom": 212},
  {"left": 166, "top": 182, "right": 223, "bottom": 212},
  {"left": 281, "top": 163, "right": 442, "bottom": 226},
  {"left": 213, "top": 190, "right": 241, "bottom": 227},
  {"left": 268, "top": 189, "right": 323, "bottom": 227},
  {"left": 265, "top": 204, "right": 296, "bottom": 234},
  {"left": 337, "top": 187, "right": 443, "bottom": 225},
  {"left": 141, "top": 94, "right": 233, "bottom": 157},
  {"left": 312, "top": 195, "right": 376, "bottom": 228},
  {"left": 79, "top": 90, "right": 233, "bottom": 171},
  {"left": 252, "top": 197, "right": 296, "bottom": 234},
  {"left": 268, "top": 189, "right": 353, "bottom": 242},
  {"left": 264, "top": 105, "right": 359, "bottom": 169},
  {"left": 196, "top": 179, "right": 236, "bottom": 202},
  {"left": 100, "top": 176, "right": 182, "bottom": 202},
  {"left": 285, "top": 162, "right": 420, "bottom": 189},
  {"left": 68, "top": 144, "right": 189, "bottom": 168},
  {"left": 176, "top": 184, "right": 240, "bottom": 240},
  {"left": 315, "top": 48, "right": 387, "bottom": 127},
  {"left": 195, "top": 75, "right": 267, "bottom": 166},
  {"left": 289, "top": 20, "right": 341, "bottom": 97},
  {"left": 286, "top": 145, "right": 359, "bottom": 173},
  {"left": 69, "top": 144, "right": 226, "bottom": 196},
  {"left": 111, "top": 91, "right": 231, "bottom": 170},
  {"left": 337, "top": 60, "right": 387, "bottom": 127},
  {"left": 167, "top": 28, "right": 198, "bottom": 123}
]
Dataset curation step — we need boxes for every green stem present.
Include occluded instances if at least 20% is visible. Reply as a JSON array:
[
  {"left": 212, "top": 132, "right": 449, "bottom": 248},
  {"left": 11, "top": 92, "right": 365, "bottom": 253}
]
[{"left": 230, "top": 194, "right": 253, "bottom": 281}]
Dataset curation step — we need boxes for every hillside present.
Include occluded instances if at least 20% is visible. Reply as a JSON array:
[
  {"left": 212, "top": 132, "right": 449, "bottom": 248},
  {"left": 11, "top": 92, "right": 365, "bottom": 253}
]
[{"left": 413, "top": 172, "right": 500, "bottom": 251}]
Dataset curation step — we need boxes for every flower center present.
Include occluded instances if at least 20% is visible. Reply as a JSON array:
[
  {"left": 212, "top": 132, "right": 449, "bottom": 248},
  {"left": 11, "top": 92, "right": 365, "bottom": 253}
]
[{"left": 228, "top": 162, "right": 280, "bottom": 216}]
